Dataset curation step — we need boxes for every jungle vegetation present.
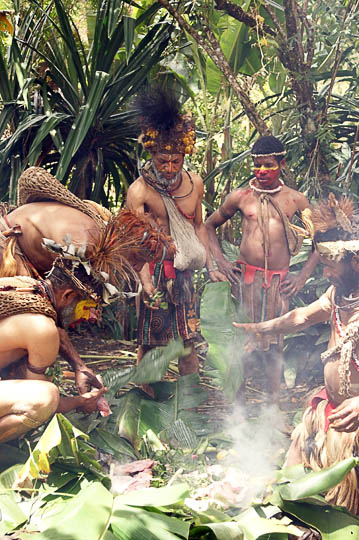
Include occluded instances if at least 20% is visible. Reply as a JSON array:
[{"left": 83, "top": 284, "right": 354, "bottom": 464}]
[{"left": 1, "top": 0, "right": 359, "bottom": 538}]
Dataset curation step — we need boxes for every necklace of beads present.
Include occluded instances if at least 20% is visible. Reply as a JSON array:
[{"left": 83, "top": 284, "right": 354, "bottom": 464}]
[
  {"left": 249, "top": 177, "right": 284, "bottom": 194},
  {"left": 334, "top": 306, "right": 359, "bottom": 371}
]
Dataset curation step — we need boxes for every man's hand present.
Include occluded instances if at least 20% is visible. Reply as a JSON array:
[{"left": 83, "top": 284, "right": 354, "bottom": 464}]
[
  {"left": 328, "top": 397, "right": 359, "bottom": 432},
  {"left": 76, "top": 386, "right": 108, "bottom": 414},
  {"left": 142, "top": 284, "right": 163, "bottom": 310},
  {"left": 281, "top": 273, "right": 306, "bottom": 298},
  {"left": 208, "top": 269, "right": 228, "bottom": 282},
  {"left": 216, "top": 259, "right": 241, "bottom": 285},
  {"left": 75, "top": 367, "right": 103, "bottom": 394}
]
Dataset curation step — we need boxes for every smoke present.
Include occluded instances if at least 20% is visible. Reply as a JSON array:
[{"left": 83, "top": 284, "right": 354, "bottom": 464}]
[{"left": 223, "top": 403, "right": 290, "bottom": 505}]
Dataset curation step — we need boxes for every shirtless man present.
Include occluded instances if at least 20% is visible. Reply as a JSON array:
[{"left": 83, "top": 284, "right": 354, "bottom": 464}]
[
  {"left": 234, "top": 195, "right": 359, "bottom": 514},
  {"left": 0, "top": 258, "right": 108, "bottom": 443},
  {"left": 206, "top": 136, "right": 318, "bottom": 405},
  {"left": 127, "top": 88, "right": 222, "bottom": 380},
  {"left": 0, "top": 167, "right": 174, "bottom": 393}
]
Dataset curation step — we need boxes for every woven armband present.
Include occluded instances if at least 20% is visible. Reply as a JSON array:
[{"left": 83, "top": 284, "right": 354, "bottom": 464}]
[
  {"left": 219, "top": 206, "right": 232, "bottom": 220},
  {"left": 27, "top": 361, "right": 48, "bottom": 374}
]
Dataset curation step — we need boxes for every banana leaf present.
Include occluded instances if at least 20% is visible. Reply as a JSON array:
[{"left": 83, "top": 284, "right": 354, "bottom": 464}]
[
  {"left": 0, "top": 465, "right": 27, "bottom": 536},
  {"left": 200, "top": 281, "right": 248, "bottom": 401},
  {"left": 275, "top": 499, "right": 359, "bottom": 540},
  {"left": 278, "top": 457, "right": 359, "bottom": 501}
]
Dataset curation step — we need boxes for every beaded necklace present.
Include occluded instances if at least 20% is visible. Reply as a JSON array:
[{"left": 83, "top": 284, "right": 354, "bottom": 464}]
[
  {"left": 334, "top": 306, "right": 359, "bottom": 371},
  {"left": 249, "top": 177, "right": 284, "bottom": 194}
]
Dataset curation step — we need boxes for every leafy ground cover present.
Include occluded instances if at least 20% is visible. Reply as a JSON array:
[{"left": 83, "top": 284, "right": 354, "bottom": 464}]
[{"left": 0, "top": 284, "right": 352, "bottom": 539}]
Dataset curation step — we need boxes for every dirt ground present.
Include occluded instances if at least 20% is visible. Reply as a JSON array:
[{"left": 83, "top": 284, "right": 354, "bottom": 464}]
[{"left": 67, "top": 325, "right": 325, "bottom": 432}]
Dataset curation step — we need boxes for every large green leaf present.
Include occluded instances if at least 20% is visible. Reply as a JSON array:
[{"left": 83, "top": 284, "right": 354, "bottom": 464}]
[
  {"left": 278, "top": 457, "right": 359, "bottom": 501},
  {"left": 206, "top": 2, "right": 261, "bottom": 95},
  {"left": 276, "top": 499, "right": 359, "bottom": 540},
  {"left": 200, "top": 282, "right": 248, "bottom": 401},
  {"left": 56, "top": 70, "right": 110, "bottom": 180},
  {"left": 0, "top": 465, "right": 28, "bottom": 535},
  {"left": 115, "top": 483, "right": 189, "bottom": 507},
  {"left": 111, "top": 504, "right": 190, "bottom": 540},
  {"left": 133, "top": 339, "right": 185, "bottom": 384},
  {"left": 23, "top": 481, "right": 114, "bottom": 540}
]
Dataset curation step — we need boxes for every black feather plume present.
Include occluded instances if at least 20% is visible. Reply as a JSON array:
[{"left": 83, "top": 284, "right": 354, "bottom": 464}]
[{"left": 136, "top": 86, "right": 181, "bottom": 132}]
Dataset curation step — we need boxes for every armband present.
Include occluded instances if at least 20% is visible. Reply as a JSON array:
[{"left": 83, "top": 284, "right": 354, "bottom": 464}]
[
  {"left": 27, "top": 361, "right": 48, "bottom": 374},
  {"left": 219, "top": 207, "right": 232, "bottom": 220}
]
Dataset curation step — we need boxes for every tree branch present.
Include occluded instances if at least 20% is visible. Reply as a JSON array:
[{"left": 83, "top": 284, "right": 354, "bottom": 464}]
[
  {"left": 158, "top": 0, "right": 271, "bottom": 135},
  {"left": 214, "top": 0, "right": 276, "bottom": 37}
]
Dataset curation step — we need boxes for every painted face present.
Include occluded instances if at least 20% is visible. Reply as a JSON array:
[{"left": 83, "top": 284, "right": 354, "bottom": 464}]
[
  {"left": 152, "top": 152, "right": 184, "bottom": 183},
  {"left": 73, "top": 299, "right": 99, "bottom": 323},
  {"left": 253, "top": 155, "right": 281, "bottom": 188},
  {"left": 319, "top": 255, "right": 357, "bottom": 296}
]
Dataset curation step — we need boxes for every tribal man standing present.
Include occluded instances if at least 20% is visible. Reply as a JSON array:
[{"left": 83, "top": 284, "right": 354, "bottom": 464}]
[
  {"left": 206, "top": 136, "right": 317, "bottom": 405},
  {"left": 234, "top": 194, "right": 359, "bottom": 514},
  {"left": 127, "top": 88, "right": 223, "bottom": 383}
]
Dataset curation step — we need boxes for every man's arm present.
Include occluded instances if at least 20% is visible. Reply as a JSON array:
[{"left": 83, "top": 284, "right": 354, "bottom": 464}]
[
  {"left": 57, "top": 386, "right": 107, "bottom": 414},
  {"left": 127, "top": 180, "right": 158, "bottom": 302},
  {"left": 281, "top": 194, "right": 319, "bottom": 297},
  {"left": 233, "top": 293, "right": 331, "bottom": 334},
  {"left": 57, "top": 328, "right": 102, "bottom": 393},
  {"left": 205, "top": 191, "right": 241, "bottom": 284},
  {"left": 191, "top": 177, "right": 226, "bottom": 282}
]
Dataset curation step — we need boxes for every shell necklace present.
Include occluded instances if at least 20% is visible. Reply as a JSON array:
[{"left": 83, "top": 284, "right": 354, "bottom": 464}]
[{"left": 249, "top": 177, "right": 284, "bottom": 194}]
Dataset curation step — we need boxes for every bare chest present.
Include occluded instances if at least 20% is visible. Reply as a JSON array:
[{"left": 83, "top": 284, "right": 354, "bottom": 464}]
[
  {"left": 240, "top": 191, "right": 299, "bottom": 223},
  {"left": 143, "top": 181, "right": 199, "bottom": 230}
]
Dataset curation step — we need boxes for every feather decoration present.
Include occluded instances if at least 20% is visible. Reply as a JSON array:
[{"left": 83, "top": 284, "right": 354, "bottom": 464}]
[
  {"left": 312, "top": 194, "right": 354, "bottom": 233},
  {"left": 136, "top": 87, "right": 181, "bottom": 132},
  {"left": 86, "top": 210, "right": 175, "bottom": 288}
]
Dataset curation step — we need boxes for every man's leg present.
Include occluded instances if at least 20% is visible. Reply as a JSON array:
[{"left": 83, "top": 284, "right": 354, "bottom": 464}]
[
  {"left": 0, "top": 380, "right": 59, "bottom": 443},
  {"left": 264, "top": 345, "right": 283, "bottom": 405},
  {"left": 178, "top": 339, "right": 199, "bottom": 375}
]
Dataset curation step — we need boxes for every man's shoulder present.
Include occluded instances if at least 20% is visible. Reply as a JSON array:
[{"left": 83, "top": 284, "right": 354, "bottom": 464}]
[{"left": 283, "top": 185, "right": 308, "bottom": 202}]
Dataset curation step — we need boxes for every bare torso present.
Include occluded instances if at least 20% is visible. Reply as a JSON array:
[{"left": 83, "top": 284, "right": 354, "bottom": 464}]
[
  {"left": 4, "top": 202, "right": 100, "bottom": 273},
  {"left": 232, "top": 185, "right": 308, "bottom": 269},
  {"left": 320, "top": 286, "right": 359, "bottom": 404},
  {"left": 126, "top": 170, "right": 204, "bottom": 243}
]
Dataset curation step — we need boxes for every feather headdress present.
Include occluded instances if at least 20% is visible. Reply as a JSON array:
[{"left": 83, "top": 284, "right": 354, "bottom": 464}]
[
  {"left": 312, "top": 193, "right": 354, "bottom": 234},
  {"left": 136, "top": 87, "right": 196, "bottom": 155},
  {"left": 43, "top": 210, "right": 175, "bottom": 303},
  {"left": 312, "top": 194, "right": 359, "bottom": 261}
]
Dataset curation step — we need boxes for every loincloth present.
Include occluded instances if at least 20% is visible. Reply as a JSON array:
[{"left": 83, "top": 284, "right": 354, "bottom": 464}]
[
  {"left": 137, "top": 260, "right": 195, "bottom": 346},
  {"left": 236, "top": 261, "right": 289, "bottom": 351},
  {"left": 290, "top": 387, "right": 359, "bottom": 514}
]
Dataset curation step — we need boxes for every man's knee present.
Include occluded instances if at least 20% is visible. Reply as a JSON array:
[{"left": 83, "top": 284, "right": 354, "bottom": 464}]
[{"left": 19, "top": 381, "right": 60, "bottom": 427}]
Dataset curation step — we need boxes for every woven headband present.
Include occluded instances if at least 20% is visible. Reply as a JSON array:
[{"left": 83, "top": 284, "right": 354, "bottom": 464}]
[{"left": 251, "top": 151, "right": 286, "bottom": 157}]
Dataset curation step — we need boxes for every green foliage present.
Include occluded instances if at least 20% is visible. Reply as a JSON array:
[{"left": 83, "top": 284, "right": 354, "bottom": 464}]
[
  {"left": 200, "top": 281, "right": 250, "bottom": 401},
  {"left": 0, "top": 0, "right": 172, "bottom": 202}
]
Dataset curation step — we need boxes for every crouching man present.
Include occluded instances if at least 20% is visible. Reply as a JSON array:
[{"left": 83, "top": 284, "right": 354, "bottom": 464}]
[
  {"left": 0, "top": 257, "right": 108, "bottom": 443},
  {"left": 234, "top": 194, "right": 359, "bottom": 514}
]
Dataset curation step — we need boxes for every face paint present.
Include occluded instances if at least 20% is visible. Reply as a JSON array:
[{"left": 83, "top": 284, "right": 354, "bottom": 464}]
[
  {"left": 74, "top": 299, "right": 98, "bottom": 324},
  {"left": 253, "top": 166, "right": 280, "bottom": 185}
]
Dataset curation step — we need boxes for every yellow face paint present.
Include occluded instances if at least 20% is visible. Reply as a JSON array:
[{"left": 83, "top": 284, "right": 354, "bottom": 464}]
[
  {"left": 253, "top": 166, "right": 279, "bottom": 171},
  {"left": 74, "top": 299, "right": 98, "bottom": 322}
]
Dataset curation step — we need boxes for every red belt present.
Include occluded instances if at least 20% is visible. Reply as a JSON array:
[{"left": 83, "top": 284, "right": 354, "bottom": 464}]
[{"left": 237, "top": 260, "right": 289, "bottom": 289}]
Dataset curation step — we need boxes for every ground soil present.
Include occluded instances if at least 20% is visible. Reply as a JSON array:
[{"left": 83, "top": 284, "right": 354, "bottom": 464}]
[{"left": 67, "top": 325, "right": 325, "bottom": 432}]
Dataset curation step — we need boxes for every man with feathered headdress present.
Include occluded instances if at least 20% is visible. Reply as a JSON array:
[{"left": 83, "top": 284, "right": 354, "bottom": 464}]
[
  {"left": 0, "top": 166, "right": 175, "bottom": 398},
  {"left": 234, "top": 194, "right": 359, "bottom": 514},
  {"left": 205, "top": 135, "right": 318, "bottom": 407},
  {"left": 127, "top": 87, "right": 223, "bottom": 385},
  {"left": 0, "top": 255, "right": 113, "bottom": 443}
]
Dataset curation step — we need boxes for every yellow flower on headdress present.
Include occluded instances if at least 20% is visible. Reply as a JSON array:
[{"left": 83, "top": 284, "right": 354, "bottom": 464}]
[{"left": 165, "top": 144, "right": 172, "bottom": 151}]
